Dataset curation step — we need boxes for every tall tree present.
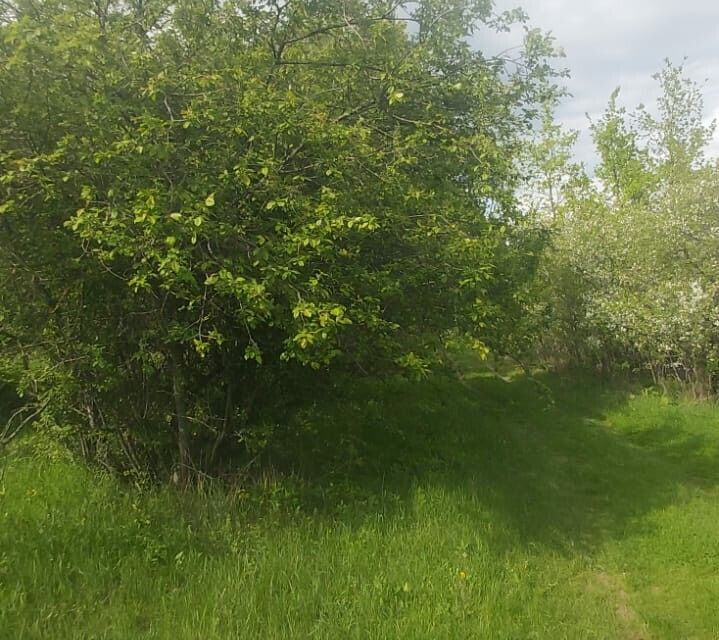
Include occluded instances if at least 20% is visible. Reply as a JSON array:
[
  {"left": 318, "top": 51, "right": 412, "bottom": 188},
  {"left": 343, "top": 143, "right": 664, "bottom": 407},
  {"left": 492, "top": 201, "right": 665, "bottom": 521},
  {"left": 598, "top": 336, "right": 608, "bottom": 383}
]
[{"left": 539, "top": 61, "right": 719, "bottom": 393}]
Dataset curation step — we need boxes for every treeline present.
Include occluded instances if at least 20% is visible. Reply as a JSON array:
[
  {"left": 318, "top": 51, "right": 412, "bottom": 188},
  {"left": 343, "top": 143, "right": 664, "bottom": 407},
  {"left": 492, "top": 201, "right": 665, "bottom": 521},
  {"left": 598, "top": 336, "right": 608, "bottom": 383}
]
[
  {"left": 533, "top": 62, "right": 719, "bottom": 397},
  {"left": 0, "top": 0, "right": 559, "bottom": 477}
]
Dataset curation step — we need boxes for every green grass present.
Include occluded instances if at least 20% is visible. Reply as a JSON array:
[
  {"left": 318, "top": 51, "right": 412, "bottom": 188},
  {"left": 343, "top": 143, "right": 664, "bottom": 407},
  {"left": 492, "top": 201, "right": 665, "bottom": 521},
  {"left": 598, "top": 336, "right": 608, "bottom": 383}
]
[{"left": 2, "top": 369, "right": 719, "bottom": 639}]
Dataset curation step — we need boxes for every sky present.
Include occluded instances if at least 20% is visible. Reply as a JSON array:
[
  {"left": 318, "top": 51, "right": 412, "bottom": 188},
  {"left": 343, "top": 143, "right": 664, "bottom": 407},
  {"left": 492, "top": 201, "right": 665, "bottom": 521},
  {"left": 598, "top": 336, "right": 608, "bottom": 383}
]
[{"left": 484, "top": 0, "right": 719, "bottom": 166}]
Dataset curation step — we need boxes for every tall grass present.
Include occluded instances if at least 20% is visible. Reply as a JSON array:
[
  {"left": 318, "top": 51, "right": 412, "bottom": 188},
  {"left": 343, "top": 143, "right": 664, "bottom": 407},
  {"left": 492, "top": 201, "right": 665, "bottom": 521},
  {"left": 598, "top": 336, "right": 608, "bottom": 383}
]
[{"left": 2, "top": 370, "right": 719, "bottom": 639}]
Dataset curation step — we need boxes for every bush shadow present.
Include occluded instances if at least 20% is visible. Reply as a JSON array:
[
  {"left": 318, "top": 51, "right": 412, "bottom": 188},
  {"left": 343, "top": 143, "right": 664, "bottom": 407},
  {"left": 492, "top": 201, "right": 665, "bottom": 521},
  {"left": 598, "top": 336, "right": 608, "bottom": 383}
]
[{"left": 275, "top": 368, "right": 719, "bottom": 554}]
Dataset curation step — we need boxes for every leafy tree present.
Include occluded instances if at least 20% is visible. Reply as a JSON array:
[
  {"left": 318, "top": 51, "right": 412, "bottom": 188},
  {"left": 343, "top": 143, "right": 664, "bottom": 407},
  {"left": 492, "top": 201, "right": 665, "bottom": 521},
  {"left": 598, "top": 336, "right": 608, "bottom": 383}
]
[
  {"left": 0, "top": 0, "right": 560, "bottom": 476},
  {"left": 523, "top": 104, "right": 580, "bottom": 219},
  {"left": 539, "top": 62, "right": 719, "bottom": 394}
]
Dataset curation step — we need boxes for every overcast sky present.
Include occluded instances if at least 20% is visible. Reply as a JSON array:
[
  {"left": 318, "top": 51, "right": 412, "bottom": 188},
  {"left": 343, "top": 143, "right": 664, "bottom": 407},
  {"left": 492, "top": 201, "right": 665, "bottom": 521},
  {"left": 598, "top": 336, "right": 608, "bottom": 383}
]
[{"left": 485, "top": 0, "right": 719, "bottom": 166}]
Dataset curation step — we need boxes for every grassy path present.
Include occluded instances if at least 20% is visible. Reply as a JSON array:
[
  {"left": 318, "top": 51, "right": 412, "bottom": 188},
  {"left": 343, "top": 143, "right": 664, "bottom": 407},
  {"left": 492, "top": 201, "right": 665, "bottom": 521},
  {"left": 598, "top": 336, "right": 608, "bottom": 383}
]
[{"left": 2, "top": 371, "right": 719, "bottom": 638}]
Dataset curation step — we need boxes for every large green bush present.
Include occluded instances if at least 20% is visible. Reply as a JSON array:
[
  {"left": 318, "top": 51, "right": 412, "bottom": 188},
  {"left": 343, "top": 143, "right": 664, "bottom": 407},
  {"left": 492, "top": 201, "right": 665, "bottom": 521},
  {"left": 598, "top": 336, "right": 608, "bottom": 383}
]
[{"left": 0, "top": 0, "right": 559, "bottom": 476}]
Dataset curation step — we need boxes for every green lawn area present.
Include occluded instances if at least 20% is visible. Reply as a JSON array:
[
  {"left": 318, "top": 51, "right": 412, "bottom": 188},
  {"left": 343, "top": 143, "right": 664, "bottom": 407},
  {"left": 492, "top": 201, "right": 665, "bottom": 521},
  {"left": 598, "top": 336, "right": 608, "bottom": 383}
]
[{"left": 2, "top": 370, "right": 719, "bottom": 639}]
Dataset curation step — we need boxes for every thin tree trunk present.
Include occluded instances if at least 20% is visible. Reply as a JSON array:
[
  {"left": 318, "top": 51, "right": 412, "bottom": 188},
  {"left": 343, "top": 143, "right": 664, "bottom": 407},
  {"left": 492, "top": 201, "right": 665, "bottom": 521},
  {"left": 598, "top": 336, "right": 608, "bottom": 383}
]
[
  {"left": 170, "top": 353, "right": 191, "bottom": 484},
  {"left": 209, "top": 382, "right": 233, "bottom": 468}
]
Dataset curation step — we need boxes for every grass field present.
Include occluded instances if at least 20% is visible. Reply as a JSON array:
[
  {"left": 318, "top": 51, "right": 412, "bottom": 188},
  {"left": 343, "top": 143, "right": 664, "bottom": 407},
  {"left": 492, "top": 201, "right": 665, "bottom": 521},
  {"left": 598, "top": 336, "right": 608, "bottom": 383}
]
[{"left": 2, "top": 368, "right": 719, "bottom": 639}]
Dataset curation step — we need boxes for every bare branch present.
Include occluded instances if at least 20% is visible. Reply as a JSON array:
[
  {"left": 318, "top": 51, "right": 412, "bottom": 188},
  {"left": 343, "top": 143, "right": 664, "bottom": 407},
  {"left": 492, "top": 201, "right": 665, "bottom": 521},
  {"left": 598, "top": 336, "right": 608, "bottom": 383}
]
[{"left": 1, "top": 398, "right": 49, "bottom": 446}]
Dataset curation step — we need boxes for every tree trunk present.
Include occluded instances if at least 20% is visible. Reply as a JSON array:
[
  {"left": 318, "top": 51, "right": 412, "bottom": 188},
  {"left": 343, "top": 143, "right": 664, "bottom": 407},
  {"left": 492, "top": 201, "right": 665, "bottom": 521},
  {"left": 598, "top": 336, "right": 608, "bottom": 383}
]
[
  {"left": 209, "top": 381, "right": 233, "bottom": 468},
  {"left": 170, "top": 353, "right": 191, "bottom": 484}
]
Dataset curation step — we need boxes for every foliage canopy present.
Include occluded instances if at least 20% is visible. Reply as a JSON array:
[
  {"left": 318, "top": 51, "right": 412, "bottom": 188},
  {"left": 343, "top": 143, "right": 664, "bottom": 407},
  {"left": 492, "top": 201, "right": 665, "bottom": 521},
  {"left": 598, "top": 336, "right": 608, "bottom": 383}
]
[{"left": 0, "top": 0, "right": 560, "bottom": 475}]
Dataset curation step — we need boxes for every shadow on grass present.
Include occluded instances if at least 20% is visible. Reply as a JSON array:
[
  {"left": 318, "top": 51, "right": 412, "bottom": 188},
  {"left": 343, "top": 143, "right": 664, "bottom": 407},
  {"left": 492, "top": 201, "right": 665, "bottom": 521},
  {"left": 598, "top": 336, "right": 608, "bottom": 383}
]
[{"left": 267, "top": 368, "right": 719, "bottom": 554}]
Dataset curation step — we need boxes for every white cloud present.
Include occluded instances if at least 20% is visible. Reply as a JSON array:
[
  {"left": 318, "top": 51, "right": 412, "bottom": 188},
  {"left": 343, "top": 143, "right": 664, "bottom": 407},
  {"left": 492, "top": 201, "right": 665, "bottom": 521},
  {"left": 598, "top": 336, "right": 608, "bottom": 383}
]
[{"left": 484, "top": 0, "right": 719, "bottom": 165}]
